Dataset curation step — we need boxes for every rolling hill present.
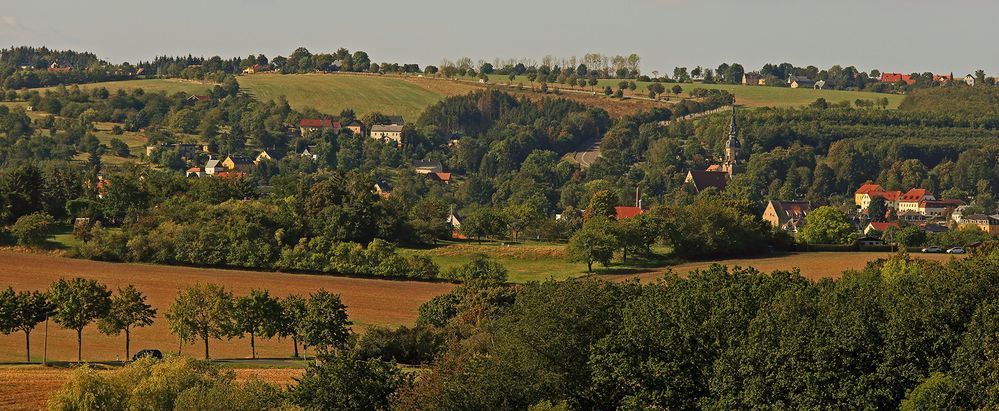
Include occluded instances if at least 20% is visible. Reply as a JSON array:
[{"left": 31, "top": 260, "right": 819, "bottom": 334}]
[{"left": 238, "top": 73, "right": 483, "bottom": 120}]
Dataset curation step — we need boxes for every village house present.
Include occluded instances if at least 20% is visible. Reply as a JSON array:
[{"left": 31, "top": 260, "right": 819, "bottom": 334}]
[
  {"left": 185, "top": 167, "right": 204, "bottom": 178},
  {"left": 47, "top": 62, "right": 72, "bottom": 73},
  {"left": 788, "top": 75, "right": 816, "bottom": 88},
  {"left": 881, "top": 72, "right": 915, "bottom": 85},
  {"left": 427, "top": 172, "right": 452, "bottom": 184},
  {"left": 614, "top": 206, "right": 644, "bottom": 220},
  {"left": 185, "top": 95, "right": 210, "bottom": 105},
  {"left": 413, "top": 160, "right": 443, "bottom": 174},
  {"left": 370, "top": 125, "right": 404, "bottom": 144},
  {"left": 965, "top": 74, "right": 976, "bottom": 86},
  {"left": 345, "top": 120, "right": 365, "bottom": 135},
  {"left": 447, "top": 211, "right": 465, "bottom": 239},
  {"left": 918, "top": 199, "right": 963, "bottom": 218},
  {"left": 299, "top": 119, "right": 341, "bottom": 136},
  {"left": 254, "top": 149, "right": 285, "bottom": 164},
  {"left": 762, "top": 200, "right": 812, "bottom": 231},
  {"left": 854, "top": 183, "right": 901, "bottom": 210},
  {"left": 685, "top": 170, "right": 728, "bottom": 193},
  {"left": 374, "top": 180, "right": 393, "bottom": 199},
  {"left": 895, "top": 188, "right": 936, "bottom": 213},
  {"left": 299, "top": 146, "right": 318, "bottom": 161},
  {"left": 204, "top": 158, "right": 222, "bottom": 175},
  {"left": 813, "top": 80, "right": 827, "bottom": 90},
  {"left": 864, "top": 221, "right": 900, "bottom": 236},
  {"left": 958, "top": 214, "right": 999, "bottom": 234},
  {"left": 222, "top": 155, "right": 254, "bottom": 173}
]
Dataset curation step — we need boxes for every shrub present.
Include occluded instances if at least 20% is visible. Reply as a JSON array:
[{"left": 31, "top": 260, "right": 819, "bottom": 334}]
[
  {"left": 356, "top": 325, "right": 445, "bottom": 365},
  {"left": 9, "top": 211, "right": 54, "bottom": 247},
  {"left": 77, "top": 223, "right": 128, "bottom": 261}
]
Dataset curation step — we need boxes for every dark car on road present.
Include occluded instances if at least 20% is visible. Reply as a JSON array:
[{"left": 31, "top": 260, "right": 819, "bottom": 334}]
[{"left": 131, "top": 349, "right": 163, "bottom": 361}]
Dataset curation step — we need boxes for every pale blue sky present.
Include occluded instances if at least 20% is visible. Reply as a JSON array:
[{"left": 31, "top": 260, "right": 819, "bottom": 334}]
[{"left": 2, "top": 0, "right": 996, "bottom": 75}]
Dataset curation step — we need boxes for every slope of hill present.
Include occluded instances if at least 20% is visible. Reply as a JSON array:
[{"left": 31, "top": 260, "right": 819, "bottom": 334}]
[
  {"left": 37, "top": 78, "right": 214, "bottom": 95},
  {"left": 898, "top": 86, "right": 999, "bottom": 116},
  {"left": 238, "top": 73, "right": 483, "bottom": 120},
  {"left": 474, "top": 75, "right": 904, "bottom": 109}
]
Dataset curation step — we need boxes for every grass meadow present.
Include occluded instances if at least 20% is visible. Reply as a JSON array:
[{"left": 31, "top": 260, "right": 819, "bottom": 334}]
[{"left": 238, "top": 73, "right": 482, "bottom": 120}]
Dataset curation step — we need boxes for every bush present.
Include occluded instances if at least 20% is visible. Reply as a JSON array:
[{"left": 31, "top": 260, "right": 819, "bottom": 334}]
[
  {"left": 48, "top": 356, "right": 283, "bottom": 411},
  {"left": 442, "top": 254, "right": 507, "bottom": 283},
  {"left": 290, "top": 352, "right": 407, "bottom": 410},
  {"left": 9, "top": 211, "right": 54, "bottom": 247},
  {"left": 77, "top": 223, "right": 128, "bottom": 261},
  {"left": 356, "top": 325, "right": 445, "bottom": 365}
]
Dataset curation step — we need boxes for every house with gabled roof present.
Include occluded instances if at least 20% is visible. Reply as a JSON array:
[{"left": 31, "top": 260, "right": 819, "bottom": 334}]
[
  {"left": 864, "top": 221, "right": 900, "bottom": 236},
  {"left": 370, "top": 124, "right": 404, "bottom": 144},
  {"left": 345, "top": 120, "right": 365, "bottom": 135},
  {"left": 896, "top": 188, "right": 935, "bottom": 213},
  {"left": 299, "top": 119, "right": 341, "bottom": 136},
  {"left": 614, "top": 206, "right": 644, "bottom": 220},
  {"left": 684, "top": 170, "right": 728, "bottom": 193},
  {"left": 222, "top": 155, "right": 254, "bottom": 173},
  {"left": 854, "top": 183, "right": 883, "bottom": 207},
  {"left": 762, "top": 200, "right": 812, "bottom": 232},
  {"left": 414, "top": 160, "right": 443, "bottom": 174},
  {"left": 427, "top": 172, "right": 452, "bottom": 184},
  {"left": 788, "top": 75, "right": 816, "bottom": 88}
]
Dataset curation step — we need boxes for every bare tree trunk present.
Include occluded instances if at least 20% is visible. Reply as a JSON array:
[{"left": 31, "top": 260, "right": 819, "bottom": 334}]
[
  {"left": 203, "top": 335, "right": 210, "bottom": 360},
  {"left": 77, "top": 329, "right": 82, "bottom": 362},
  {"left": 250, "top": 333, "right": 256, "bottom": 359},
  {"left": 24, "top": 331, "right": 30, "bottom": 363},
  {"left": 293, "top": 337, "right": 299, "bottom": 358},
  {"left": 125, "top": 327, "right": 131, "bottom": 360}
]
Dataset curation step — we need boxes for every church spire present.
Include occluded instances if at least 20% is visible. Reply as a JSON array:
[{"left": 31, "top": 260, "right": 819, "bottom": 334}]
[{"left": 726, "top": 105, "right": 739, "bottom": 148}]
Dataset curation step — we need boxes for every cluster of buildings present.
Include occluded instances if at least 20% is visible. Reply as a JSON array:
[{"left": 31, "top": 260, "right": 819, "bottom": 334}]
[
  {"left": 741, "top": 73, "right": 827, "bottom": 89},
  {"left": 684, "top": 106, "right": 742, "bottom": 193},
  {"left": 298, "top": 115, "right": 405, "bottom": 144},
  {"left": 880, "top": 72, "right": 978, "bottom": 86}
]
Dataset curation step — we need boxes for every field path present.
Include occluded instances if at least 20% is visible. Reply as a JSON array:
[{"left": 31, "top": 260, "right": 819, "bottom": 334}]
[{"left": 0, "top": 251, "right": 453, "bottom": 363}]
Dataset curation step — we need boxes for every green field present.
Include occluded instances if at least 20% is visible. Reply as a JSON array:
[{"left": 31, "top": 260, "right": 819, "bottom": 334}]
[
  {"left": 472, "top": 74, "right": 905, "bottom": 109},
  {"left": 38, "top": 78, "right": 214, "bottom": 95},
  {"left": 238, "top": 74, "right": 478, "bottom": 120},
  {"left": 400, "top": 241, "right": 672, "bottom": 283}
]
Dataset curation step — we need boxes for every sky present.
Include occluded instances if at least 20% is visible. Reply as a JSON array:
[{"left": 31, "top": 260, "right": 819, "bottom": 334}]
[{"left": 2, "top": 0, "right": 996, "bottom": 75}]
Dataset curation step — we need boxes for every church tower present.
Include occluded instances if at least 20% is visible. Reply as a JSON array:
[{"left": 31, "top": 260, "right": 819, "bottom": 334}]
[{"left": 722, "top": 106, "right": 741, "bottom": 177}]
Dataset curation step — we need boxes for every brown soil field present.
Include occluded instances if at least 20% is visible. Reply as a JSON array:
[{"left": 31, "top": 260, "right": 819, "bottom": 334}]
[
  {"left": 0, "top": 365, "right": 303, "bottom": 411},
  {"left": 615, "top": 251, "right": 963, "bottom": 282},
  {"left": 0, "top": 251, "right": 454, "bottom": 363}
]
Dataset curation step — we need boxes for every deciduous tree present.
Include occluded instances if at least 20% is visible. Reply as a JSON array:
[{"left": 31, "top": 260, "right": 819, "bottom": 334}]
[{"left": 49, "top": 278, "right": 112, "bottom": 362}]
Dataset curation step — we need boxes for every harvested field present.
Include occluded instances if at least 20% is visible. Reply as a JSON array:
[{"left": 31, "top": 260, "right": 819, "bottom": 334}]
[
  {"left": 0, "top": 365, "right": 302, "bottom": 411},
  {"left": 0, "top": 251, "right": 454, "bottom": 363},
  {"left": 615, "top": 251, "right": 963, "bottom": 282}
]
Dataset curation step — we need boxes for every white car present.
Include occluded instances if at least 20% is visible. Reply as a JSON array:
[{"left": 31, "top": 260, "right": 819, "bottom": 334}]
[
  {"left": 946, "top": 247, "right": 966, "bottom": 254},
  {"left": 921, "top": 246, "right": 943, "bottom": 253}
]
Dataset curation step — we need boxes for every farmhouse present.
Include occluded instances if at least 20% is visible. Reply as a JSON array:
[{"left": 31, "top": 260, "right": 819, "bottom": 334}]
[
  {"left": 762, "top": 200, "right": 812, "bottom": 231},
  {"left": 299, "top": 119, "right": 340, "bottom": 136},
  {"left": 741, "top": 73, "right": 763, "bottom": 85},
  {"left": 186, "top": 95, "right": 210, "bottom": 105},
  {"left": 413, "top": 160, "right": 443, "bottom": 174},
  {"left": 222, "top": 155, "right": 254, "bottom": 173},
  {"left": 964, "top": 74, "right": 976, "bottom": 86},
  {"left": 370, "top": 125, "right": 404, "bottom": 144},
  {"left": 788, "top": 75, "right": 815, "bottom": 88},
  {"left": 854, "top": 183, "right": 883, "bottom": 207},
  {"left": 185, "top": 167, "right": 204, "bottom": 178}
]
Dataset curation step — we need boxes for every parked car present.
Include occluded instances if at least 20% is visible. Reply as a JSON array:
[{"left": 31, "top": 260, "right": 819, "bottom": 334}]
[
  {"left": 946, "top": 247, "right": 966, "bottom": 254},
  {"left": 132, "top": 349, "right": 163, "bottom": 361},
  {"left": 921, "top": 246, "right": 944, "bottom": 253}
]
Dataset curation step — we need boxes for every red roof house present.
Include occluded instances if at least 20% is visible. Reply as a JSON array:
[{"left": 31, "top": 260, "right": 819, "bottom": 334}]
[
  {"left": 614, "top": 206, "right": 644, "bottom": 220},
  {"left": 881, "top": 73, "right": 915, "bottom": 85}
]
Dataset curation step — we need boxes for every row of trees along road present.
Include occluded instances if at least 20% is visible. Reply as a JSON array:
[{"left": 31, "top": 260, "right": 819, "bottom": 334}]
[
  {"left": 167, "top": 285, "right": 351, "bottom": 360},
  {"left": 0, "top": 278, "right": 153, "bottom": 362},
  {"left": 0, "top": 279, "right": 352, "bottom": 362}
]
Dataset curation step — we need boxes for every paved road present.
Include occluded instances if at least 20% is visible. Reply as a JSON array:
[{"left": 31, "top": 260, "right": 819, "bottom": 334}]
[{"left": 571, "top": 104, "right": 733, "bottom": 168}]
